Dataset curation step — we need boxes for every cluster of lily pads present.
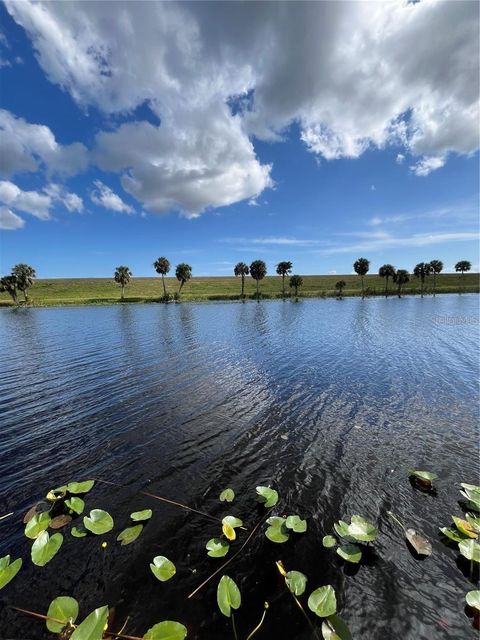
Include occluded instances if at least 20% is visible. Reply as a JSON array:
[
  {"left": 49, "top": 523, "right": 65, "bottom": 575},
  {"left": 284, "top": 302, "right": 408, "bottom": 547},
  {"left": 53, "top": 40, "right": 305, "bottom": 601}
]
[{"left": 1, "top": 471, "right": 479, "bottom": 638}]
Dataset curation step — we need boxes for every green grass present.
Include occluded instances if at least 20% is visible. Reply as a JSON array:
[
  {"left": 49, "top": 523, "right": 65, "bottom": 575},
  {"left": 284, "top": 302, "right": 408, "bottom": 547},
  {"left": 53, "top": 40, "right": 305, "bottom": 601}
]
[{"left": 1, "top": 273, "right": 478, "bottom": 306}]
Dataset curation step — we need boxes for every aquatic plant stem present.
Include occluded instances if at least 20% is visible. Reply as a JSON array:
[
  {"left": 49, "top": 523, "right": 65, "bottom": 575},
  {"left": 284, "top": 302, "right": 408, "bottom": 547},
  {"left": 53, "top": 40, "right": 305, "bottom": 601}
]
[
  {"left": 95, "top": 477, "right": 247, "bottom": 529},
  {"left": 231, "top": 612, "right": 239, "bottom": 640},
  {"left": 275, "top": 561, "right": 320, "bottom": 640},
  {"left": 188, "top": 511, "right": 270, "bottom": 599},
  {"left": 387, "top": 510, "right": 406, "bottom": 531},
  {"left": 0, "top": 512, "right": 13, "bottom": 521},
  {"left": 245, "top": 603, "right": 269, "bottom": 640}
]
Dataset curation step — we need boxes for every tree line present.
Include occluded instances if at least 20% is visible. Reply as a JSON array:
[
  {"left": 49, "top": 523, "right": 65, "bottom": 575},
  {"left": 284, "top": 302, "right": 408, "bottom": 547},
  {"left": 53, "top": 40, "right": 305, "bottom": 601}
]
[{"left": 0, "top": 258, "right": 473, "bottom": 304}]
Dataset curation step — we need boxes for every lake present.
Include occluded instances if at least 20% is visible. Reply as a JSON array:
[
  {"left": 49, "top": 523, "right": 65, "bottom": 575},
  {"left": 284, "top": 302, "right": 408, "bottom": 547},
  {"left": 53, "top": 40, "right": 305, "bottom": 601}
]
[{"left": 0, "top": 295, "right": 479, "bottom": 639}]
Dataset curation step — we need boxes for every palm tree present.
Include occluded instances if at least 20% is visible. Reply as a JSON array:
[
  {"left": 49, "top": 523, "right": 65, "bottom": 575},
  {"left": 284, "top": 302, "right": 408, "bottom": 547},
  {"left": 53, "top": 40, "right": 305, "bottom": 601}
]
[
  {"left": 455, "top": 260, "right": 471, "bottom": 292},
  {"left": 12, "top": 263, "right": 36, "bottom": 302},
  {"left": 429, "top": 260, "right": 443, "bottom": 296},
  {"left": 378, "top": 264, "right": 396, "bottom": 297},
  {"left": 114, "top": 266, "right": 132, "bottom": 300},
  {"left": 175, "top": 263, "right": 192, "bottom": 293},
  {"left": 0, "top": 274, "right": 19, "bottom": 304},
  {"left": 335, "top": 280, "right": 346, "bottom": 298},
  {"left": 153, "top": 257, "right": 171, "bottom": 297},
  {"left": 234, "top": 262, "right": 249, "bottom": 297},
  {"left": 353, "top": 257, "right": 370, "bottom": 298},
  {"left": 276, "top": 261, "right": 293, "bottom": 296},
  {"left": 249, "top": 260, "right": 267, "bottom": 298},
  {"left": 393, "top": 269, "right": 409, "bottom": 298},
  {"left": 289, "top": 274, "right": 303, "bottom": 297},
  {"left": 413, "top": 262, "right": 432, "bottom": 297}
]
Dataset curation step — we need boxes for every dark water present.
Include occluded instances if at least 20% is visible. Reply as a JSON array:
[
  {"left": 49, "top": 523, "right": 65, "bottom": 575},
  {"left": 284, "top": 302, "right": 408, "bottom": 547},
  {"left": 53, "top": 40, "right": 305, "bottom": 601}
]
[{"left": 0, "top": 295, "right": 479, "bottom": 640}]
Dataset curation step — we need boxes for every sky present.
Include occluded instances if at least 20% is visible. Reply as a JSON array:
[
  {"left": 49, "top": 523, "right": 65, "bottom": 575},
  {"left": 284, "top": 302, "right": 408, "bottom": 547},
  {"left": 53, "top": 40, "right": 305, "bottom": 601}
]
[{"left": 0, "top": 0, "right": 478, "bottom": 278}]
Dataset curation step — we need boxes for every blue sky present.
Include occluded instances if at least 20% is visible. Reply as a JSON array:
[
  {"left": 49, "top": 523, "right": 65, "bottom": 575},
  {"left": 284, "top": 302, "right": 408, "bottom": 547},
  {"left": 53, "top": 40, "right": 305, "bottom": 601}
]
[{"left": 0, "top": 1, "right": 478, "bottom": 278}]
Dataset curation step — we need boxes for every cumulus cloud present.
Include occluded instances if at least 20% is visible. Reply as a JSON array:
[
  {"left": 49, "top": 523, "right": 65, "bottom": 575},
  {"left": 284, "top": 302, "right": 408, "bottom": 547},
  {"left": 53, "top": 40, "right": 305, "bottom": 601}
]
[
  {"left": 410, "top": 156, "right": 445, "bottom": 177},
  {"left": 0, "top": 179, "right": 52, "bottom": 219},
  {"left": 0, "top": 109, "right": 88, "bottom": 177},
  {"left": 0, "top": 206, "right": 25, "bottom": 230},
  {"left": 396, "top": 154, "right": 405, "bottom": 164},
  {"left": 4, "top": 0, "right": 479, "bottom": 221},
  {"left": 90, "top": 180, "right": 134, "bottom": 214},
  {"left": 44, "top": 183, "right": 84, "bottom": 212}
]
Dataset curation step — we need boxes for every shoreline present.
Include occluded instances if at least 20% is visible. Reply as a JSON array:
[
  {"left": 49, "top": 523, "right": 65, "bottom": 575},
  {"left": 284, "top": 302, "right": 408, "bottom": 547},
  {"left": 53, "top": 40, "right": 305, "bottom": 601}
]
[{"left": 1, "top": 286, "right": 478, "bottom": 309}]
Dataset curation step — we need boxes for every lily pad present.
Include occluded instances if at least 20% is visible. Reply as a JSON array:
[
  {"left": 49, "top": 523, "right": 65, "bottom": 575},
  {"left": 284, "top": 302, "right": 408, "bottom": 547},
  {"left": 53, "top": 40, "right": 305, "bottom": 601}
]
[
  {"left": 46, "top": 489, "right": 67, "bottom": 502},
  {"left": 71, "top": 524, "right": 88, "bottom": 538},
  {"left": 31, "top": 531, "right": 63, "bottom": 566},
  {"left": 452, "top": 516, "right": 478, "bottom": 539},
  {"left": 458, "top": 539, "right": 480, "bottom": 562},
  {"left": 0, "top": 555, "right": 22, "bottom": 590},
  {"left": 219, "top": 488, "right": 235, "bottom": 503},
  {"left": 256, "top": 486, "right": 279, "bottom": 508},
  {"left": 70, "top": 605, "right": 108, "bottom": 640},
  {"left": 206, "top": 538, "right": 230, "bottom": 558},
  {"left": 217, "top": 575, "right": 241, "bottom": 617},
  {"left": 83, "top": 509, "right": 114, "bottom": 535},
  {"left": 334, "top": 520, "right": 354, "bottom": 541},
  {"left": 130, "top": 509, "right": 153, "bottom": 522},
  {"left": 65, "top": 497, "right": 85, "bottom": 515},
  {"left": 46, "top": 596, "right": 79, "bottom": 633},
  {"left": 117, "top": 524, "right": 143, "bottom": 546},
  {"left": 150, "top": 556, "right": 176, "bottom": 582},
  {"left": 285, "top": 515, "right": 307, "bottom": 533},
  {"left": 440, "top": 527, "right": 468, "bottom": 543},
  {"left": 466, "top": 590, "right": 480, "bottom": 612},
  {"left": 285, "top": 570, "right": 307, "bottom": 596},
  {"left": 50, "top": 515, "right": 73, "bottom": 530},
  {"left": 23, "top": 502, "right": 50, "bottom": 524},
  {"left": 308, "top": 585, "right": 337, "bottom": 618},
  {"left": 143, "top": 621, "right": 188, "bottom": 640},
  {"left": 222, "top": 515, "right": 243, "bottom": 529},
  {"left": 405, "top": 528, "right": 432, "bottom": 556},
  {"left": 408, "top": 469, "right": 437, "bottom": 488},
  {"left": 265, "top": 516, "right": 290, "bottom": 543},
  {"left": 337, "top": 543, "right": 362, "bottom": 563},
  {"left": 347, "top": 515, "right": 378, "bottom": 542},
  {"left": 321, "top": 614, "right": 353, "bottom": 640},
  {"left": 323, "top": 535, "right": 337, "bottom": 548},
  {"left": 466, "top": 513, "right": 480, "bottom": 533},
  {"left": 67, "top": 480, "right": 95, "bottom": 494},
  {"left": 25, "top": 512, "right": 51, "bottom": 539}
]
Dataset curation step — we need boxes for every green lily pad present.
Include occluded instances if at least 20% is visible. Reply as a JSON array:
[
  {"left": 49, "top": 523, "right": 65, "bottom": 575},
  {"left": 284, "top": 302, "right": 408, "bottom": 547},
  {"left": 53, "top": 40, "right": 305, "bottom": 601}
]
[
  {"left": 83, "top": 509, "right": 114, "bottom": 535},
  {"left": 219, "top": 488, "right": 235, "bottom": 503},
  {"left": 408, "top": 470, "right": 438, "bottom": 482},
  {"left": 217, "top": 575, "right": 241, "bottom": 617},
  {"left": 222, "top": 515, "right": 243, "bottom": 529},
  {"left": 466, "top": 513, "right": 480, "bottom": 533},
  {"left": 71, "top": 524, "right": 88, "bottom": 538},
  {"left": 285, "top": 515, "right": 307, "bottom": 533},
  {"left": 65, "top": 497, "right": 85, "bottom": 515},
  {"left": 461, "top": 483, "right": 480, "bottom": 495},
  {"left": 308, "top": 585, "right": 337, "bottom": 618},
  {"left": 337, "top": 543, "right": 362, "bottom": 563},
  {"left": 265, "top": 516, "right": 290, "bottom": 543},
  {"left": 23, "top": 501, "right": 50, "bottom": 524},
  {"left": 440, "top": 527, "right": 468, "bottom": 543},
  {"left": 31, "top": 531, "right": 63, "bottom": 566},
  {"left": 285, "top": 570, "right": 307, "bottom": 596},
  {"left": 333, "top": 520, "right": 355, "bottom": 542},
  {"left": 458, "top": 539, "right": 480, "bottom": 562},
  {"left": 347, "top": 515, "right": 378, "bottom": 542},
  {"left": 25, "top": 512, "right": 51, "bottom": 539},
  {"left": 452, "top": 516, "right": 478, "bottom": 539},
  {"left": 321, "top": 614, "right": 353, "bottom": 640},
  {"left": 256, "top": 486, "right": 279, "bottom": 508},
  {"left": 70, "top": 605, "right": 108, "bottom": 640},
  {"left": 143, "top": 621, "right": 188, "bottom": 640},
  {"left": 466, "top": 590, "right": 480, "bottom": 612},
  {"left": 117, "top": 525, "right": 143, "bottom": 546},
  {"left": 150, "top": 556, "right": 176, "bottom": 582},
  {"left": 46, "top": 596, "right": 79, "bottom": 633},
  {"left": 460, "top": 489, "right": 480, "bottom": 512},
  {"left": 0, "top": 555, "right": 22, "bottom": 590},
  {"left": 323, "top": 535, "right": 337, "bottom": 548},
  {"left": 206, "top": 538, "right": 230, "bottom": 558},
  {"left": 130, "top": 509, "right": 153, "bottom": 522},
  {"left": 67, "top": 480, "right": 95, "bottom": 494}
]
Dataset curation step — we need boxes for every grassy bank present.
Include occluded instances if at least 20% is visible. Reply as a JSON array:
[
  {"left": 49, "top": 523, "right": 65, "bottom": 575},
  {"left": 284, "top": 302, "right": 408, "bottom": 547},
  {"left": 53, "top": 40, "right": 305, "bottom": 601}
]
[{"left": 0, "top": 273, "right": 478, "bottom": 307}]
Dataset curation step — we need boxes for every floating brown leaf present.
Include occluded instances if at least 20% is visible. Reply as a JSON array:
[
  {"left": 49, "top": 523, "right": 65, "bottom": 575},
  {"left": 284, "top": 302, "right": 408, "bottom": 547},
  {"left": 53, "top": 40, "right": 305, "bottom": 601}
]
[
  {"left": 49, "top": 515, "right": 72, "bottom": 530},
  {"left": 405, "top": 528, "right": 432, "bottom": 556},
  {"left": 23, "top": 502, "right": 49, "bottom": 524}
]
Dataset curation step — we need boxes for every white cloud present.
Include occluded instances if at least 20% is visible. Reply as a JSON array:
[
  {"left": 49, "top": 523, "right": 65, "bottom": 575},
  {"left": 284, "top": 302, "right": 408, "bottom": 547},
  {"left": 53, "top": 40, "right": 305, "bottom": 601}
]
[
  {"left": 0, "top": 206, "right": 25, "bottom": 230},
  {"left": 44, "top": 183, "right": 84, "bottom": 212},
  {"left": 90, "top": 180, "right": 134, "bottom": 214},
  {"left": 0, "top": 109, "right": 88, "bottom": 177},
  {"left": 410, "top": 156, "right": 445, "bottom": 177},
  {"left": 4, "top": 0, "right": 478, "bottom": 220},
  {"left": 0, "top": 180, "right": 52, "bottom": 219},
  {"left": 222, "top": 236, "right": 325, "bottom": 247},
  {"left": 396, "top": 153, "right": 405, "bottom": 164}
]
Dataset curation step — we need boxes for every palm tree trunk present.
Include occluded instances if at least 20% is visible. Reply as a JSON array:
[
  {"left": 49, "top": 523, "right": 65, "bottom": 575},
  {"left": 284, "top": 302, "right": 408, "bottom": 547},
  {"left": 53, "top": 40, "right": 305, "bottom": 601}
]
[
  {"left": 433, "top": 273, "right": 436, "bottom": 296},
  {"left": 24, "top": 290, "right": 28, "bottom": 302},
  {"left": 294, "top": 285, "right": 298, "bottom": 297},
  {"left": 179, "top": 280, "right": 184, "bottom": 292},
  {"left": 361, "top": 275, "right": 365, "bottom": 299},
  {"left": 241, "top": 275, "right": 244, "bottom": 297},
  {"left": 256, "top": 279, "right": 259, "bottom": 298},
  {"left": 282, "top": 274, "right": 285, "bottom": 296},
  {"left": 384, "top": 278, "right": 388, "bottom": 297},
  {"left": 162, "top": 275, "right": 166, "bottom": 296},
  {"left": 421, "top": 277, "right": 424, "bottom": 298},
  {"left": 121, "top": 284, "right": 125, "bottom": 300},
  {"left": 397, "top": 284, "right": 401, "bottom": 298}
]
